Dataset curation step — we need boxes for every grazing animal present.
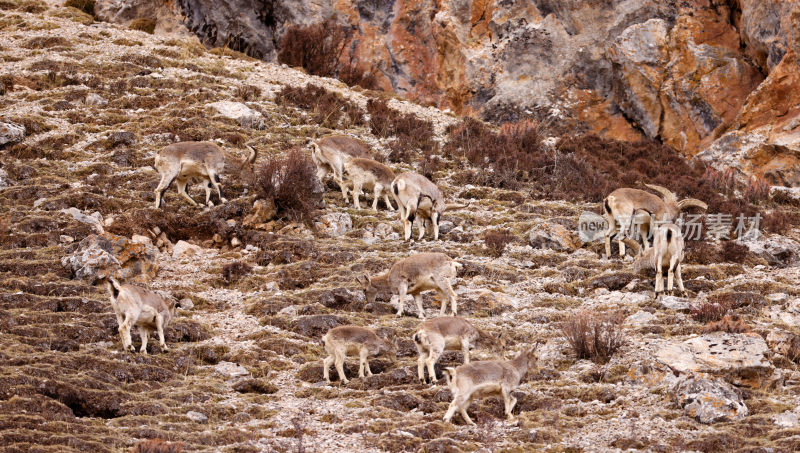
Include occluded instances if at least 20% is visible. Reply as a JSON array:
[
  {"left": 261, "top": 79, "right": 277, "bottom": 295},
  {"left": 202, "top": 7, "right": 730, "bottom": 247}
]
[
  {"left": 310, "top": 135, "right": 370, "bottom": 201},
  {"left": 106, "top": 277, "right": 176, "bottom": 354},
  {"left": 443, "top": 346, "right": 539, "bottom": 425},
  {"left": 391, "top": 172, "right": 465, "bottom": 241},
  {"left": 153, "top": 141, "right": 257, "bottom": 209},
  {"left": 343, "top": 157, "right": 396, "bottom": 211},
  {"left": 357, "top": 252, "right": 462, "bottom": 319},
  {"left": 603, "top": 183, "right": 706, "bottom": 257},
  {"left": 321, "top": 326, "right": 397, "bottom": 384},
  {"left": 624, "top": 222, "right": 685, "bottom": 294},
  {"left": 413, "top": 317, "right": 505, "bottom": 384}
]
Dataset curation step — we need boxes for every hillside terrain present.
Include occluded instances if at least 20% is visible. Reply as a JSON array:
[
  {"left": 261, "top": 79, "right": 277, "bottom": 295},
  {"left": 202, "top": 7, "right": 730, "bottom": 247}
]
[{"left": 1, "top": 1, "right": 800, "bottom": 452}]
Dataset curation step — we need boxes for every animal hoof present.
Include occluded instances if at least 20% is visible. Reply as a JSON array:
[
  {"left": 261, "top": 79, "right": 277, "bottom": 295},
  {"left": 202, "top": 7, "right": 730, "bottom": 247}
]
[
  {"left": 207, "top": 201, "right": 215, "bottom": 207},
  {"left": 221, "top": 198, "right": 228, "bottom": 203}
]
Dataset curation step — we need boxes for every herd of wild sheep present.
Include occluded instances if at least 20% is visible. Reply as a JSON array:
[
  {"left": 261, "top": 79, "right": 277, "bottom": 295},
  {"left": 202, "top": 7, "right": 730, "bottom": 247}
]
[{"left": 105, "top": 134, "right": 709, "bottom": 425}]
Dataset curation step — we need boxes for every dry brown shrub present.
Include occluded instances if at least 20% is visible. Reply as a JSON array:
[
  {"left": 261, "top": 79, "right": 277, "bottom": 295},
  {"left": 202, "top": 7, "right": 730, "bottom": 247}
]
[
  {"left": 277, "top": 19, "right": 376, "bottom": 89},
  {"left": 64, "top": 0, "right": 94, "bottom": 16},
  {"left": 276, "top": 84, "right": 364, "bottom": 129},
  {"left": 367, "top": 98, "right": 435, "bottom": 155},
  {"left": 719, "top": 240, "right": 750, "bottom": 263},
  {"left": 701, "top": 315, "right": 750, "bottom": 334},
  {"left": 222, "top": 261, "right": 252, "bottom": 284},
  {"left": 23, "top": 36, "right": 72, "bottom": 49},
  {"left": 129, "top": 18, "right": 156, "bottom": 34},
  {"left": 484, "top": 229, "right": 514, "bottom": 257},
  {"left": 254, "top": 148, "right": 321, "bottom": 224},
  {"left": 235, "top": 84, "right": 261, "bottom": 101},
  {"left": 561, "top": 310, "right": 625, "bottom": 364},
  {"left": 762, "top": 209, "right": 798, "bottom": 235},
  {"left": 691, "top": 301, "right": 731, "bottom": 323},
  {"left": 132, "top": 439, "right": 183, "bottom": 453}
]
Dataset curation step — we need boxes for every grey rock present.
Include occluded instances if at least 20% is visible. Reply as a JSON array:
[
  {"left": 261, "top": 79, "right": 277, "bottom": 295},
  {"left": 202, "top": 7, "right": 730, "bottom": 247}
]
[
  {"left": 774, "top": 411, "right": 799, "bottom": 428},
  {"left": 60, "top": 207, "right": 105, "bottom": 233},
  {"left": 659, "top": 295, "right": 692, "bottom": 312},
  {"left": 0, "top": 122, "right": 25, "bottom": 146},
  {"left": 672, "top": 375, "right": 748, "bottom": 424},
  {"left": 186, "top": 410, "right": 208, "bottom": 423},
  {"left": 0, "top": 168, "right": 9, "bottom": 189},
  {"left": 84, "top": 92, "right": 108, "bottom": 106},
  {"left": 207, "top": 101, "right": 264, "bottom": 129},
  {"left": 315, "top": 212, "right": 352, "bottom": 237},
  {"left": 214, "top": 361, "right": 250, "bottom": 378},
  {"left": 528, "top": 223, "right": 577, "bottom": 252},
  {"left": 61, "top": 233, "right": 160, "bottom": 283}
]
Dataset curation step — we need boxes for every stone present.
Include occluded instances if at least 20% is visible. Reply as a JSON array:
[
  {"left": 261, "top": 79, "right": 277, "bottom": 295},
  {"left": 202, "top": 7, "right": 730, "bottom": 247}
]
[
  {"left": 0, "top": 122, "right": 24, "bottom": 146},
  {"left": 438, "top": 220, "right": 455, "bottom": 235},
  {"left": 61, "top": 233, "right": 159, "bottom": 283},
  {"left": 186, "top": 411, "right": 208, "bottom": 423},
  {"left": 230, "top": 237, "right": 241, "bottom": 247},
  {"left": 59, "top": 235, "right": 74, "bottom": 244},
  {"left": 60, "top": 207, "right": 105, "bottom": 233},
  {"left": 110, "top": 131, "right": 136, "bottom": 147},
  {"left": 656, "top": 333, "right": 773, "bottom": 387},
  {"left": 626, "top": 310, "right": 657, "bottom": 327},
  {"left": 659, "top": 295, "right": 692, "bottom": 312},
  {"left": 774, "top": 411, "right": 799, "bottom": 428},
  {"left": 214, "top": 361, "right": 250, "bottom": 379},
  {"left": 740, "top": 233, "right": 800, "bottom": 267},
  {"left": 0, "top": 168, "right": 9, "bottom": 189},
  {"left": 766, "top": 329, "right": 800, "bottom": 357},
  {"left": 172, "top": 240, "right": 202, "bottom": 259},
  {"left": 290, "top": 314, "right": 345, "bottom": 338},
  {"left": 207, "top": 101, "right": 264, "bottom": 129},
  {"left": 242, "top": 198, "right": 276, "bottom": 228},
  {"left": 130, "top": 234, "right": 152, "bottom": 246},
  {"left": 84, "top": 93, "right": 108, "bottom": 106},
  {"left": 528, "top": 223, "right": 578, "bottom": 252},
  {"left": 315, "top": 212, "right": 352, "bottom": 238},
  {"left": 178, "top": 298, "right": 194, "bottom": 310},
  {"left": 671, "top": 375, "right": 748, "bottom": 424}
]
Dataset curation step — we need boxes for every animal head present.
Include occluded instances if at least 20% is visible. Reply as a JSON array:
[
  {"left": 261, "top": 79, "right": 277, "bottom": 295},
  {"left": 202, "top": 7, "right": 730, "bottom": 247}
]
[{"left": 356, "top": 274, "right": 378, "bottom": 304}]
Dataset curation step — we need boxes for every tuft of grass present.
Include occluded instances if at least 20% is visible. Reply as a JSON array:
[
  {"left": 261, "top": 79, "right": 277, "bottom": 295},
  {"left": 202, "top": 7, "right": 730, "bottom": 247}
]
[
  {"left": 254, "top": 148, "right": 321, "bottom": 225},
  {"left": 691, "top": 301, "right": 731, "bottom": 323},
  {"left": 129, "top": 17, "right": 156, "bottom": 34},
  {"left": 276, "top": 84, "right": 364, "bottom": 129},
  {"left": 222, "top": 261, "right": 252, "bottom": 284},
  {"left": 701, "top": 315, "right": 750, "bottom": 334},
  {"left": 484, "top": 229, "right": 514, "bottom": 257},
  {"left": 561, "top": 310, "right": 625, "bottom": 364},
  {"left": 64, "top": 0, "right": 94, "bottom": 16}
]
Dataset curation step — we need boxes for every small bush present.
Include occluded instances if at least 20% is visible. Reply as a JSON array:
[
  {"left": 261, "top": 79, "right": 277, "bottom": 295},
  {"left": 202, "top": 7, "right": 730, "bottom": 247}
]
[
  {"left": 23, "top": 36, "right": 72, "bottom": 49},
  {"left": 129, "top": 18, "right": 156, "bottom": 34},
  {"left": 367, "top": 99, "right": 435, "bottom": 154},
  {"left": 254, "top": 148, "right": 321, "bottom": 224},
  {"left": 484, "top": 229, "right": 514, "bottom": 257},
  {"left": 701, "top": 315, "right": 750, "bottom": 334},
  {"left": 235, "top": 84, "right": 261, "bottom": 101},
  {"left": 701, "top": 167, "right": 737, "bottom": 197},
  {"left": 561, "top": 311, "right": 625, "bottom": 364},
  {"left": 277, "top": 19, "right": 376, "bottom": 89},
  {"left": 132, "top": 439, "right": 183, "bottom": 453},
  {"left": 763, "top": 209, "right": 798, "bottom": 235},
  {"left": 691, "top": 301, "right": 731, "bottom": 323},
  {"left": 276, "top": 84, "right": 364, "bottom": 129},
  {"left": 744, "top": 176, "right": 771, "bottom": 204},
  {"left": 719, "top": 240, "right": 749, "bottom": 263},
  {"left": 64, "top": 0, "right": 94, "bottom": 16},
  {"left": 222, "top": 261, "right": 252, "bottom": 284}
]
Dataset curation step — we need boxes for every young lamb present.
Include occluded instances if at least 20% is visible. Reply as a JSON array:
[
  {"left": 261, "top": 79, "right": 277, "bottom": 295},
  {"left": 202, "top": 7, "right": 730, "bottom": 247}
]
[{"left": 321, "top": 325, "right": 396, "bottom": 384}]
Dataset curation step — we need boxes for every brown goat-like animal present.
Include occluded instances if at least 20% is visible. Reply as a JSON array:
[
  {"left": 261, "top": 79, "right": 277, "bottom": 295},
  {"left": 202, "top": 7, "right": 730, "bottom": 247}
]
[
  {"left": 153, "top": 141, "right": 256, "bottom": 208},
  {"left": 106, "top": 277, "right": 176, "bottom": 354},
  {"left": 321, "top": 325, "right": 397, "bottom": 384}
]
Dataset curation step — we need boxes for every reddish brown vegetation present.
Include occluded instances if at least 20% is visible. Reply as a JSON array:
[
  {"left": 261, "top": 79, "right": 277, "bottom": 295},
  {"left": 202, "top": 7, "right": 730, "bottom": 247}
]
[
  {"left": 254, "top": 148, "right": 321, "bottom": 224},
  {"left": 276, "top": 84, "right": 364, "bottom": 129},
  {"left": 222, "top": 261, "right": 252, "bottom": 284},
  {"left": 132, "top": 439, "right": 183, "bottom": 453},
  {"left": 367, "top": 99, "right": 436, "bottom": 159},
  {"left": 701, "top": 315, "right": 750, "bottom": 334},
  {"left": 691, "top": 301, "right": 731, "bottom": 323},
  {"left": 484, "top": 229, "right": 515, "bottom": 257},
  {"left": 277, "top": 19, "right": 376, "bottom": 89},
  {"left": 561, "top": 311, "right": 625, "bottom": 364}
]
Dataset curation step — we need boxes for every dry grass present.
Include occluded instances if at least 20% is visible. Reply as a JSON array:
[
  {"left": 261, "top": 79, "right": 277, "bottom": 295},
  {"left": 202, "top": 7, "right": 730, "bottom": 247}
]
[
  {"left": 561, "top": 311, "right": 625, "bottom": 364},
  {"left": 63, "top": 0, "right": 94, "bottom": 16},
  {"left": 254, "top": 148, "right": 321, "bottom": 225},
  {"left": 276, "top": 84, "right": 364, "bottom": 129},
  {"left": 129, "top": 18, "right": 156, "bottom": 34},
  {"left": 484, "top": 230, "right": 514, "bottom": 257},
  {"left": 701, "top": 315, "right": 750, "bottom": 334},
  {"left": 691, "top": 301, "right": 731, "bottom": 323}
]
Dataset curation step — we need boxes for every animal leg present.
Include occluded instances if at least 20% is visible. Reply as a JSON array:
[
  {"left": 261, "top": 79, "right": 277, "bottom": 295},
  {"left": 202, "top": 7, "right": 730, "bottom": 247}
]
[
  {"left": 417, "top": 350, "right": 428, "bottom": 382},
  {"left": 434, "top": 276, "right": 457, "bottom": 316},
  {"left": 604, "top": 215, "right": 617, "bottom": 259},
  {"left": 365, "top": 356, "right": 373, "bottom": 377},
  {"left": 119, "top": 312, "right": 135, "bottom": 352},
  {"left": 655, "top": 253, "right": 664, "bottom": 294},
  {"left": 426, "top": 345, "right": 443, "bottom": 384},
  {"left": 461, "top": 339, "right": 470, "bottom": 364},
  {"left": 402, "top": 200, "right": 416, "bottom": 241},
  {"left": 138, "top": 326, "right": 149, "bottom": 354},
  {"left": 502, "top": 385, "right": 518, "bottom": 422},
  {"left": 352, "top": 180, "right": 363, "bottom": 209},
  {"left": 358, "top": 348, "right": 367, "bottom": 378},
  {"left": 413, "top": 293, "right": 425, "bottom": 319},
  {"left": 432, "top": 212, "right": 440, "bottom": 241},
  {"left": 155, "top": 312, "right": 168, "bottom": 352},
  {"left": 396, "top": 282, "right": 408, "bottom": 317},
  {"left": 176, "top": 177, "right": 199, "bottom": 206},
  {"left": 153, "top": 170, "right": 178, "bottom": 209},
  {"left": 676, "top": 263, "right": 685, "bottom": 292},
  {"left": 334, "top": 350, "right": 348, "bottom": 384},
  {"left": 668, "top": 255, "right": 679, "bottom": 293},
  {"left": 383, "top": 190, "right": 395, "bottom": 211},
  {"left": 203, "top": 180, "right": 212, "bottom": 206},
  {"left": 443, "top": 393, "right": 468, "bottom": 423},
  {"left": 323, "top": 354, "right": 334, "bottom": 383},
  {"left": 372, "top": 185, "right": 382, "bottom": 211},
  {"left": 208, "top": 171, "right": 226, "bottom": 205}
]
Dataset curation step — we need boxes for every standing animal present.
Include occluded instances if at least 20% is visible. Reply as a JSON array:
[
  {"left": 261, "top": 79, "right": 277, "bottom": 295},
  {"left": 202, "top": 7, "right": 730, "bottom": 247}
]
[
  {"left": 413, "top": 317, "right": 505, "bottom": 384},
  {"left": 321, "top": 326, "right": 397, "bottom": 384},
  {"left": 391, "top": 172, "right": 465, "bottom": 241},
  {"left": 625, "top": 222, "right": 685, "bottom": 294},
  {"left": 603, "top": 183, "right": 706, "bottom": 258},
  {"left": 357, "top": 252, "right": 462, "bottom": 319},
  {"left": 443, "top": 346, "right": 538, "bottom": 425},
  {"left": 343, "top": 157, "right": 396, "bottom": 211},
  {"left": 153, "top": 141, "right": 257, "bottom": 209},
  {"left": 106, "top": 277, "right": 176, "bottom": 354},
  {"left": 310, "top": 135, "right": 370, "bottom": 202}
]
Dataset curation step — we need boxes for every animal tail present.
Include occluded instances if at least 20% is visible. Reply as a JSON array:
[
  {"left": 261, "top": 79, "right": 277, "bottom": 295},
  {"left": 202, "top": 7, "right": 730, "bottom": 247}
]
[
  {"left": 393, "top": 178, "right": 406, "bottom": 196},
  {"left": 603, "top": 198, "right": 611, "bottom": 215},
  {"left": 246, "top": 145, "right": 257, "bottom": 163},
  {"left": 666, "top": 228, "right": 673, "bottom": 242},
  {"left": 412, "top": 331, "right": 425, "bottom": 345},
  {"left": 107, "top": 277, "right": 121, "bottom": 299}
]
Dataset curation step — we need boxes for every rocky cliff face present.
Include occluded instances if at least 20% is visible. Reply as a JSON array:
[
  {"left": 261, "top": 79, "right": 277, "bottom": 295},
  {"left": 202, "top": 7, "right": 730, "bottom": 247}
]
[{"left": 96, "top": 0, "right": 800, "bottom": 185}]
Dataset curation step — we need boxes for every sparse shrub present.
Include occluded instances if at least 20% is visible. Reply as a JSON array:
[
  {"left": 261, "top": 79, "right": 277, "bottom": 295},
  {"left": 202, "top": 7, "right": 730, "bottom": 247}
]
[
  {"left": 132, "top": 439, "right": 183, "bottom": 453},
  {"left": 744, "top": 175, "right": 771, "bottom": 204},
  {"left": 762, "top": 209, "right": 798, "bottom": 235},
  {"left": 129, "top": 18, "right": 156, "bottom": 34},
  {"left": 276, "top": 84, "right": 364, "bottom": 129},
  {"left": 701, "top": 314, "right": 750, "bottom": 334},
  {"left": 484, "top": 229, "right": 514, "bottom": 257},
  {"left": 561, "top": 310, "right": 625, "bottom": 364},
  {"left": 64, "top": 0, "right": 94, "bottom": 16},
  {"left": 254, "top": 148, "right": 321, "bottom": 224},
  {"left": 367, "top": 99, "right": 435, "bottom": 153},
  {"left": 277, "top": 19, "right": 376, "bottom": 89},
  {"left": 222, "top": 261, "right": 252, "bottom": 284},
  {"left": 23, "top": 36, "right": 72, "bottom": 49},
  {"left": 691, "top": 301, "right": 731, "bottom": 323},
  {"left": 235, "top": 84, "right": 261, "bottom": 101},
  {"left": 719, "top": 240, "right": 749, "bottom": 263},
  {"left": 701, "top": 167, "right": 737, "bottom": 197}
]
